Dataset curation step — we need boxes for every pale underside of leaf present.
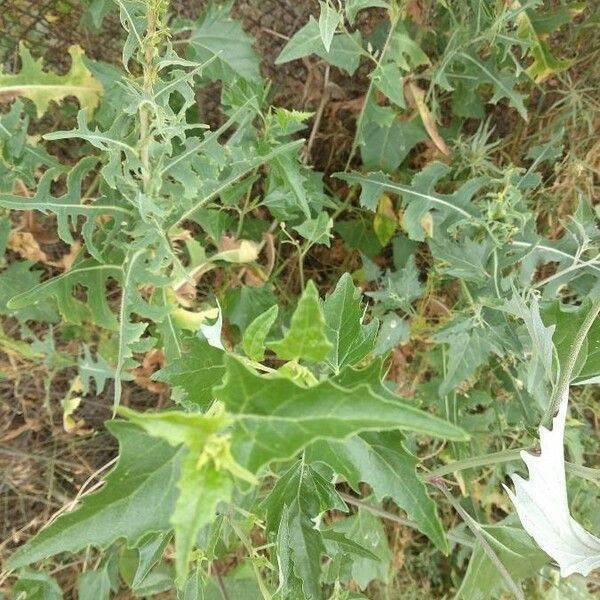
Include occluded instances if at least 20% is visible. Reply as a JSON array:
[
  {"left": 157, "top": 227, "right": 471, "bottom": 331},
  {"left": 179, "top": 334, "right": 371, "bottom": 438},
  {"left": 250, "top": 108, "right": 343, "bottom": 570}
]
[{"left": 506, "top": 393, "right": 600, "bottom": 577}]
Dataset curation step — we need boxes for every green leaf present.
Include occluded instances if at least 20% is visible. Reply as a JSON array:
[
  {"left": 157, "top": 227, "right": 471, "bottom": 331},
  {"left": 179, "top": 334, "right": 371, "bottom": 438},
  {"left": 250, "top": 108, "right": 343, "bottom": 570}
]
[
  {"left": 215, "top": 355, "right": 468, "bottom": 472},
  {"left": 185, "top": 3, "right": 261, "bottom": 82},
  {"left": 336, "top": 163, "right": 483, "bottom": 241},
  {"left": 263, "top": 460, "right": 346, "bottom": 535},
  {"left": 223, "top": 284, "right": 278, "bottom": 331},
  {"left": 372, "top": 62, "right": 405, "bottom": 109},
  {"left": 318, "top": 1, "right": 341, "bottom": 52},
  {"left": 12, "top": 569, "right": 63, "bottom": 600},
  {"left": 345, "top": 0, "right": 389, "bottom": 25},
  {"left": 78, "top": 566, "right": 111, "bottom": 600},
  {"left": 429, "top": 237, "right": 491, "bottom": 284},
  {"left": 269, "top": 281, "right": 333, "bottom": 363},
  {"left": 7, "top": 422, "right": 182, "bottom": 570},
  {"left": 504, "top": 294, "right": 556, "bottom": 394},
  {"left": 173, "top": 457, "right": 233, "bottom": 584},
  {"left": 8, "top": 259, "right": 121, "bottom": 330},
  {"left": 457, "top": 52, "right": 528, "bottom": 121},
  {"left": 263, "top": 460, "right": 346, "bottom": 599},
  {"left": 323, "top": 507, "right": 391, "bottom": 590},
  {"left": 0, "top": 261, "right": 58, "bottom": 324},
  {"left": 388, "top": 25, "right": 430, "bottom": 71},
  {"left": 373, "top": 313, "right": 409, "bottom": 356},
  {"left": 434, "top": 319, "right": 498, "bottom": 397},
  {"left": 366, "top": 256, "right": 423, "bottom": 313},
  {"left": 123, "top": 532, "right": 172, "bottom": 590},
  {"left": 293, "top": 213, "right": 333, "bottom": 247},
  {"left": 457, "top": 519, "right": 547, "bottom": 600},
  {"left": 322, "top": 273, "right": 379, "bottom": 371},
  {"left": 118, "top": 407, "right": 229, "bottom": 454},
  {"left": 118, "top": 407, "right": 244, "bottom": 583},
  {"left": 276, "top": 17, "right": 362, "bottom": 75},
  {"left": 515, "top": 3, "right": 574, "bottom": 82},
  {"left": 306, "top": 431, "right": 448, "bottom": 553},
  {"left": 541, "top": 300, "right": 600, "bottom": 385},
  {"left": 0, "top": 44, "right": 102, "bottom": 116},
  {"left": 242, "top": 304, "right": 279, "bottom": 362},
  {"left": 361, "top": 119, "right": 427, "bottom": 172},
  {"left": 335, "top": 218, "right": 383, "bottom": 259},
  {"left": 113, "top": 248, "right": 167, "bottom": 410},
  {"left": 270, "top": 153, "right": 312, "bottom": 219},
  {"left": 78, "top": 346, "right": 115, "bottom": 395},
  {"left": 0, "top": 157, "right": 131, "bottom": 261}
]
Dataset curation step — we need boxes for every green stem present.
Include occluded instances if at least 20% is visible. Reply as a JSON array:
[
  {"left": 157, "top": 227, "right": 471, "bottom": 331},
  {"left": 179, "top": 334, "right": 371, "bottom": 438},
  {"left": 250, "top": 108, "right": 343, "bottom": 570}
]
[
  {"left": 343, "top": 13, "right": 399, "bottom": 171},
  {"left": 426, "top": 448, "right": 526, "bottom": 479},
  {"left": 339, "top": 492, "right": 475, "bottom": 549},
  {"left": 435, "top": 482, "right": 525, "bottom": 600},
  {"left": 542, "top": 295, "right": 600, "bottom": 424}
]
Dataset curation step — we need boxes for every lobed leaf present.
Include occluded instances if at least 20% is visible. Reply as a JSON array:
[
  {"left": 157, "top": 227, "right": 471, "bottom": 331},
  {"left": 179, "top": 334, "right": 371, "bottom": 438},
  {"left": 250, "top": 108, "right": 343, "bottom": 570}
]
[
  {"left": 7, "top": 422, "right": 182, "bottom": 570},
  {"left": 0, "top": 44, "right": 102, "bottom": 116}
]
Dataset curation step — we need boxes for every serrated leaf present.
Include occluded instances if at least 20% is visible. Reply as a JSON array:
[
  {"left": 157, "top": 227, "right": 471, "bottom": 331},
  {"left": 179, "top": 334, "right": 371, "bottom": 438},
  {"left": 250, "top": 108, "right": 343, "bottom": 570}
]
[
  {"left": 243, "top": 304, "right": 279, "bottom": 361},
  {"left": 114, "top": 249, "right": 167, "bottom": 410},
  {"left": 323, "top": 507, "right": 391, "bottom": 590},
  {"left": 366, "top": 255, "right": 423, "bottom": 313},
  {"left": 505, "top": 393, "right": 600, "bottom": 577},
  {"left": 8, "top": 259, "right": 121, "bottom": 330},
  {"left": 0, "top": 157, "right": 131, "bottom": 261},
  {"left": 306, "top": 431, "right": 448, "bottom": 553},
  {"left": 215, "top": 355, "right": 468, "bottom": 473},
  {"left": 78, "top": 346, "right": 115, "bottom": 395},
  {"left": 269, "top": 281, "right": 333, "bottom": 363},
  {"left": 514, "top": 2, "right": 574, "bottom": 82},
  {"left": 276, "top": 17, "right": 362, "bottom": 75},
  {"left": 504, "top": 294, "right": 556, "bottom": 395},
  {"left": 185, "top": 3, "right": 261, "bottom": 82},
  {"left": 429, "top": 237, "right": 491, "bottom": 284},
  {"left": 322, "top": 273, "right": 378, "bottom": 372},
  {"left": 434, "top": 326, "right": 495, "bottom": 397},
  {"left": 457, "top": 52, "right": 528, "bottom": 120},
  {"left": 263, "top": 460, "right": 346, "bottom": 599},
  {"left": 173, "top": 457, "right": 233, "bottom": 584},
  {"left": 0, "top": 44, "right": 102, "bottom": 116},
  {"left": 118, "top": 407, "right": 242, "bottom": 582},
  {"left": 7, "top": 422, "right": 182, "bottom": 570},
  {"left": 336, "top": 163, "right": 483, "bottom": 241},
  {"left": 293, "top": 213, "right": 333, "bottom": 247},
  {"left": 360, "top": 119, "right": 426, "bottom": 172}
]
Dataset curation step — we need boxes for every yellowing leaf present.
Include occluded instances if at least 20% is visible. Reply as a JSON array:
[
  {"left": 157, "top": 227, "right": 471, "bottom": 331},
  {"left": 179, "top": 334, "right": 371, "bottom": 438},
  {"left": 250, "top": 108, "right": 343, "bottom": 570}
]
[
  {"left": 0, "top": 44, "right": 102, "bottom": 117},
  {"left": 212, "top": 239, "right": 260, "bottom": 263},
  {"left": 373, "top": 194, "right": 397, "bottom": 246},
  {"left": 512, "top": 1, "right": 575, "bottom": 82}
]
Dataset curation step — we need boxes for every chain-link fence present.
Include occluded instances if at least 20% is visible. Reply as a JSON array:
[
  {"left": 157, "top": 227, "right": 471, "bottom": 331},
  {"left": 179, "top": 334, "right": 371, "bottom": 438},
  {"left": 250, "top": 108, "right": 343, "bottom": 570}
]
[{"left": 0, "top": 0, "right": 315, "bottom": 77}]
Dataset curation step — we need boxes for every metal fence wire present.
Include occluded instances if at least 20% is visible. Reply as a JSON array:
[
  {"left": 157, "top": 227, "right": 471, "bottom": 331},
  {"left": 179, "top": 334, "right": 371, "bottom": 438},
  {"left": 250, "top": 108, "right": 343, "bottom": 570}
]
[
  {"left": 1, "top": 0, "right": 95, "bottom": 70},
  {"left": 0, "top": 0, "right": 314, "bottom": 75}
]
